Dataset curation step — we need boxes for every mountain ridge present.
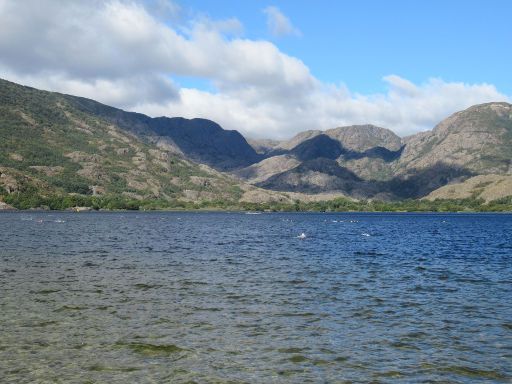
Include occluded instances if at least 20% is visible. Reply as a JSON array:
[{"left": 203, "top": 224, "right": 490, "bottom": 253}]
[
  {"left": 0, "top": 77, "right": 319, "bottom": 208},
  {"left": 1, "top": 77, "right": 511, "bottom": 208},
  {"left": 61, "top": 92, "right": 262, "bottom": 171},
  {"left": 240, "top": 101, "right": 512, "bottom": 197}
]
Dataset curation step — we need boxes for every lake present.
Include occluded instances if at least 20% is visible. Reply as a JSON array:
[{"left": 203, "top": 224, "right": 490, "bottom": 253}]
[{"left": 1, "top": 212, "right": 511, "bottom": 383}]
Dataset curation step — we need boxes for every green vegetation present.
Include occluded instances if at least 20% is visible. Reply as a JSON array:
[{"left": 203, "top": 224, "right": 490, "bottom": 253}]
[
  {"left": 2, "top": 186, "right": 511, "bottom": 212},
  {"left": 0, "top": 78, "right": 244, "bottom": 203},
  {"left": 238, "top": 197, "right": 512, "bottom": 213}
]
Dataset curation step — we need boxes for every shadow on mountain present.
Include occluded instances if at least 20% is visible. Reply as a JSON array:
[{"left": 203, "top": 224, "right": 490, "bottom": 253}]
[
  {"left": 258, "top": 160, "right": 473, "bottom": 199},
  {"left": 64, "top": 95, "right": 262, "bottom": 170},
  {"left": 63, "top": 93, "right": 474, "bottom": 195},
  {"left": 383, "top": 163, "right": 474, "bottom": 199},
  {"left": 272, "top": 134, "right": 404, "bottom": 163},
  {"left": 148, "top": 117, "right": 262, "bottom": 170},
  {"left": 256, "top": 158, "right": 362, "bottom": 194},
  {"left": 290, "top": 135, "right": 344, "bottom": 161},
  {"left": 344, "top": 145, "right": 404, "bottom": 162}
]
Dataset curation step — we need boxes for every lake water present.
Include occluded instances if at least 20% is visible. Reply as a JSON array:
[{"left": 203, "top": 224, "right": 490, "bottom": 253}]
[{"left": 1, "top": 212, "right": 511, "bottom": 383}]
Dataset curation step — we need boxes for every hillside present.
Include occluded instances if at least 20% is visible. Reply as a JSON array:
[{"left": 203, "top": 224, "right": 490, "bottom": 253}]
[
  {"left": 1, "top": 78, "right": 511, "bottom": 209},
  {"left": 60, "top": 93, "right": 261, "bottom": 171},
  {"left": 396, "top": 102, "right": 512, "bottom": 174},
  {"left": 236, "top": 104, "right": 512, "bottom": 200},
  {"left": 424, "top": 174, "right": 512, "bottom": 202},
  {"left": 0, "top": 78, "right": 309, "bottom": 209}
]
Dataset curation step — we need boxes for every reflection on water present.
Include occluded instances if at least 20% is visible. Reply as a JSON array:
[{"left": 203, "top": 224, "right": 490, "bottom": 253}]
[{"left": 1, "top": 212, "right": 511, "bottom": 383}]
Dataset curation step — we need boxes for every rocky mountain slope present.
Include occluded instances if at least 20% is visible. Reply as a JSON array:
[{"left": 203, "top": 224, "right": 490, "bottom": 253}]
[
  {"left": 236, "top": 103, "right": 512, "bottom": 199},
  {"left": 0, "top": 79, "right": 243, "bottom": 202},
  {"left": 396, "top": 102, "right": 512, "bottom": 175},
  {"left": 1, "top": 78, "right": 511, "bottom": 206},
  {"left": 0, "top": 78, "right": 312, "bottom": 207},
  {"left": 424, "top": 174, "right": 512, "bottom": 202},
  {"left": 62, "top": 93, "right": 261, "bottom": 171}
]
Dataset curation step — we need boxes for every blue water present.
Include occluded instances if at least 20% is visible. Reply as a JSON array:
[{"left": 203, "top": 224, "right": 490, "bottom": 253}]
[{"left": 0, "top": 212, "right": 511, "bottom": 383}]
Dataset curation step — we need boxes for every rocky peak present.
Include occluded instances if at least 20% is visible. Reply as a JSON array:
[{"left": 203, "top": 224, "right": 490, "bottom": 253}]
[
  {"left": 398, "top": 102, "right": 512, "bottom": 175},
  {"left": 325, "top": 124, "right": 402, "bottom": 152},
  {"left": 275, "top": 124, "right": 401, "bottom": 154},
  {"left": 432, "top": 102, "right": 512, "bottom": 137}
]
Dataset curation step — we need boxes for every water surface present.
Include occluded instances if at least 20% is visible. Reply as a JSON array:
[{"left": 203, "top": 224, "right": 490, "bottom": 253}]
[{"left": 1, "top": 212, "right": 511, "bottom": 383}]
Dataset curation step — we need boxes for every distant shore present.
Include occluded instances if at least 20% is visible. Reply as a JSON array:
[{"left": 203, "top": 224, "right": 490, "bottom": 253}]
[{"left": 2, "top": 190, "right": 512, "bottom": 213}]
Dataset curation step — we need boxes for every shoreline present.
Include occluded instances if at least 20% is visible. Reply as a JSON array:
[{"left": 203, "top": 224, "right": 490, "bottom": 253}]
[
  {"left": 2, "top": 194, "right": 512, "bottom": 213},
  {"left": 1, "top": 208, "right": 512, "bottom": 214}
]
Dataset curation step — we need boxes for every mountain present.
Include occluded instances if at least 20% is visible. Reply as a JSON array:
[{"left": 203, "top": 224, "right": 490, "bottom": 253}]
[
  {"left": 1, "top": 77, "right": 511, "bottom": 208},
  {"left": 233, "top": 155, "right": 301, "bottom": 184},
  {"left": 258, "top": 158, "right": 363, "bottom": 194},
  {"left": 0, "top": 79, "right": 242, "bottom": 203},
  {"left": 271, "top": 124, "right": 404, "bottom": 182},
  {"left": 236, "top": 104, "right": 512, "bottom": 199},
  {"left": 61, "top": 94, "right": 261, "bottom": 171},
  {"left": 272, "top": 124, "right": 401, "bottom": 154},
  {"left": 396, "top": 102, "right": 512, "bottom": 175},
  {"left": 238, "top": 125, "right": 404, "bottom": 187},
  {"left": 0, "top": 78, "right": 305, "bottom": 208}
]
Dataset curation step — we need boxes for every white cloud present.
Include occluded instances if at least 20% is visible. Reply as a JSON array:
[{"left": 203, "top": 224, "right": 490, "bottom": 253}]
[
  {"left": 1, "top": 67, "right": 179, "bottom": 107},
  {"left": 0, "top": 1, "right": 313, "bottom": 99},
  {"left": 136, "top": 77, "right": 508, "bottom": 139},
  {"left": 263, "top": 6, "right": 301, "bottom": 37},
  {"left": 0, "top": 0, "right": 509, "bottom": 140},
  {"left": 384, "top": 75, "right": 420, "bottom": 98}
]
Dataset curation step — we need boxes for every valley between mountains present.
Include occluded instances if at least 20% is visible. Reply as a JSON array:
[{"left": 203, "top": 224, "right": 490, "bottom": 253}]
[{"left": 1, "top": 78, "right": 512, "bottom": 211}]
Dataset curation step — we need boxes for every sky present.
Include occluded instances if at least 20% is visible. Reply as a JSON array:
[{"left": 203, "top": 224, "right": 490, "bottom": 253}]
[{"left": 0, "top": 0, "right": 510, "bottom": 139}]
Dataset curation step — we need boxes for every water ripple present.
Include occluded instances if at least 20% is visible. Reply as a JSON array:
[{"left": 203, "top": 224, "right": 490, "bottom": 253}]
[{"left": 0, "top": 211, "right": 511, "bottom": 383}]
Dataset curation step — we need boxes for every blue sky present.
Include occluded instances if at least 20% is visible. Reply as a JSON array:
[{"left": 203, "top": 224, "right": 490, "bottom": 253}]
[
  {"left": 0, "top": 0, "right": 510, "bottom": 138},
  {"left": 180, "top": 0, "right": 511, "bottom": 94}
]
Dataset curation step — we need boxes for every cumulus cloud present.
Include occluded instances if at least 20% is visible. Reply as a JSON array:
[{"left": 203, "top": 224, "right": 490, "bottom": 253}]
[
  {"left": 263, "top": 6, "right": 301, "bottom": 37},
  {"left": 136, "top": 77, "right": 508, "bottom": 139},
  {"left": 0, "top": 67, "right": 179, "bottom": 107},
  {"left": 0, "top": 1, "right": 313, "bottom": 105},
  {"left": 0, "top": 0, "right": 509, "bottom": 139}
]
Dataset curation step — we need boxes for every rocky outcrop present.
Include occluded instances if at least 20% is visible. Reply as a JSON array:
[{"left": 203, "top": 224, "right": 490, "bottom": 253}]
[
  {"left": 0, "top": 169, "right": 19, "bottom": 194},
  {"left": 325, "top": 124, "right": 402, "bottom": 152}
]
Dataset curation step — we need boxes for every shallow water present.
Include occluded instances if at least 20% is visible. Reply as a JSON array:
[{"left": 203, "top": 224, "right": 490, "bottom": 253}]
[{"left": 1, "top": 212, "right": 511, "bottom": 383}]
